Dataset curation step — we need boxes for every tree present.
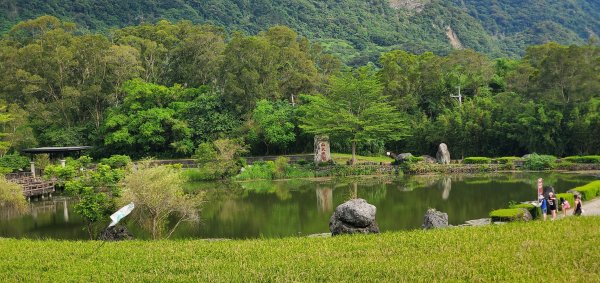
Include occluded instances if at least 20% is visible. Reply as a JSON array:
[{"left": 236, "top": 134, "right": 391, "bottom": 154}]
[
  {"left": 120, "top": 164, "right": 205, "bottom": 239},
  {"left": 299, "top": 67, "right": 409, "bottom": 164},
  {"left": 249, "top": 99, "right": 295, "bottom": 154}
]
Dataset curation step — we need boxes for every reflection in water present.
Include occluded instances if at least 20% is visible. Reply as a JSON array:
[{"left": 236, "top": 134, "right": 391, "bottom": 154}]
[
  {"left": 441, "top": 177, "right": 452, "bottom": 200},
  {"left": 0, "top": 173, "right": 596, "bottom": 240},
  {"left": 316, "top": 187, "right": 333, "bottom": 213}
]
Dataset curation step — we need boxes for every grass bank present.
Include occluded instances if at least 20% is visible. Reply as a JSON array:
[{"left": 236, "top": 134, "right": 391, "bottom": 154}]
[{"left": 1, "top": 217, "right": 599, "bottom": 281}]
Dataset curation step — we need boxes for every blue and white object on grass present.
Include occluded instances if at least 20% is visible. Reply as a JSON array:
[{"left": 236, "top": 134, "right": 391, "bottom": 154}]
[{"left": 108, "top": 202, "right": 135, "bottom": 227}]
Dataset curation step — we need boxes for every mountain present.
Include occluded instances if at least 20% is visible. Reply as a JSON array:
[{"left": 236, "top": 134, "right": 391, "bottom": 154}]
[{"left": 1, "top": 0, "right": 598, "bottom": 61}]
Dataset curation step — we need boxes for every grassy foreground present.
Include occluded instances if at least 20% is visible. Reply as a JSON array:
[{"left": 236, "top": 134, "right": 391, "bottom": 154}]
[{"left": 2, "top": 217, "right": 600, "bottom": 282}]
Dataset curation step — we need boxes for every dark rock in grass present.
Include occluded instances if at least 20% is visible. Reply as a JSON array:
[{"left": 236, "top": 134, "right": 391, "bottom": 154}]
[
  {"left": 436, "top": 143, "right": 451, "bottom": 165},
  {"left": 422, "top": 208, "right": 449, "bottom": 229},
  {"left": 329, "top": 198, "right": 379, "bottom": 236},
  {"left": 395, "top": 153, "right": 414, "bottom": 163},
  {"left": 519, "top": 208, "right": 533, "bottom": 221},
  {"left": 98, "top": 225, "right": 134, "bottom": 241}
]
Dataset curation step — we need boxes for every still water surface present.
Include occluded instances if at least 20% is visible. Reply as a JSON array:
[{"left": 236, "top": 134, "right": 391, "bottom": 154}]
[{"left": 0, "top": 172, "right": 595, "bottom": 239}]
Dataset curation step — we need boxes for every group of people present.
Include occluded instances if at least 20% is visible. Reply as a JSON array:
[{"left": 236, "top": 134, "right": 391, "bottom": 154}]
[{"left": 538, "top": 190, "right": 583, "bottom": 221}]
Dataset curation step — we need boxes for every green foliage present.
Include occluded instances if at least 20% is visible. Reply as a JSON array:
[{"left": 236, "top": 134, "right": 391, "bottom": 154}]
[
  {"left": 495, "top": 157, "right": 521, "bottom": 165},
  {"left": 523, "top": 154, "right": 557, "bottom": 170},
  {"left": 0, "top": 154, "right": 29, "bottom": 172},
  {"left": 562, "top": 156, "right": 600, "bottom": 164},
  {"left": 571, "top": 181, "right": 600, "bottom": 201},
  {"left": 193, "top": 139, "right": 248, "bottom": 181},
  {"left": 273, "top": 157, "right": 290, "bottom": 179},
  {"left": 99, "top": 155, "right": 132, "bottom": 169},
  {"left": 299, "top": 67, "right": 409, "bottom": 164},
  {"left": 463, "top": 157, "right": 492, "bottom": 164},
  {"left": 249, "top": 100, "right": 296, "bottom": 154},
  {"left": 0, "top": 176, "right": 27, "bottom": 214},
  {"left": 509, "top": 203, "right": 542, "bottom": 220},
  {"left": 489, "top": 208, "right": 528, "bottom": 222},
  {"left": 234, "top": 161, "right": 276, "bottom": 181},
  {"left": 120, "top": 164, "right": 205, "bottom": 239}
]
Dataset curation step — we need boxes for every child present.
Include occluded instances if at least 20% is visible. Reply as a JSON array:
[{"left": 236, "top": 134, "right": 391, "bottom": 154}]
[
  {"left": 560, "top": 197, "right": 570, "bottom": 217},
  {"left": 548, "top": 192, "right": 558, "bottom": 220},
  {"left": 573, "top": 195, "right": 582, "bottom": 216},
  {"left": 539, "top": 194, "right": 547, "bottom": 221}
]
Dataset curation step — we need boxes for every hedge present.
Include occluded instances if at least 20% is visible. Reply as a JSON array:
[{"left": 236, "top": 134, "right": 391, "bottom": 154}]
[
  {"left": 562, "top": 155, "right": 600, "bottom": 164},
  {"left": 489, "top": 208, "right": 529, "bottom": 222},
  {"left": 463, "top": 157, "right": 492, "bottom": 164},
  {"left": 510, "top": 203, "right": 542, "bottom": 219},
  {"left": 495, "top": 157, "right": 521, "bottom": 165},
  {"left": 571, "top": 180, "right": 600, "bottom": 201}
]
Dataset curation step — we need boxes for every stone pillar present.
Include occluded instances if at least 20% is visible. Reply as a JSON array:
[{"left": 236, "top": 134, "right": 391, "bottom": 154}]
[
  {"left": 60, "top": 159, "right": 66, "bottom": 168},
  {"left": 30, "top": 161, "right": 36, "bottom": 178},
  {"left": 314, "top": 136, "right": 331, "bottom": 164}
]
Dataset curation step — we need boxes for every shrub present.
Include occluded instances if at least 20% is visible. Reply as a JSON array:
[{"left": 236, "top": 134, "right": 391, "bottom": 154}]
[
  {"left": 495, "top": 157, "right": 520, "bottom": 165},
  {"left": 0, "top": 176, "right": 27, "bottom": 213},
  {"left": 489, "top": 208, "right": 529, "bottom": 222},
  {"left": 523, "top": 154, "right": 557, "bottom": 170},
  {"left": 120, "top": 164, "right": 205, "bottom": 239},
  {"left": 0, "top": 154, "right": 29, "bottom": 172},
  {"left": 43, "top": 164, "right": 78, "bottom": 182},
  {"left": 555, "top": 193, "right": 574, "bottom": 211},
  {"left": 234, "top": 161, "right": 276, "bottom": 180},
  {"left": 463, "top": 157, "right": 492, "bottom": 164},
  {"left": 562, "top": 156, "right": 600, "bottom": 164},
  {"left": 100, "top": 155, "right": 132, "bottom": 168},
  {"left": 510, "top": 203, "right": 542, "bottom": 220},
  {"left": 571, "top": 181, "right": 600, "bottom": 201},
  {"left": 274, "top": 157, "right": 289, "bottom": 179}
]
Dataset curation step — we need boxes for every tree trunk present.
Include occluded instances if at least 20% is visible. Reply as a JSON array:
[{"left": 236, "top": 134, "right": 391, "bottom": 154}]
[{"left": 351, "top": 141, "right": 357, "bottom": 165}]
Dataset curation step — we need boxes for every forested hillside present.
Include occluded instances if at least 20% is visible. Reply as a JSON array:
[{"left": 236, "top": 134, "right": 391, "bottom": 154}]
[
  {"left": 1, "top": 0, "right": 598, "bottom": 62},
  {"left": 0, "top": 16, "right": 598, "bottom": 160}
]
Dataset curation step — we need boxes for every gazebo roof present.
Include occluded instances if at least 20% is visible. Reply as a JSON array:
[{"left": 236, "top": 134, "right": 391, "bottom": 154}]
[{"left": 21, "top": 146, "right": 92, "bottom": 154}]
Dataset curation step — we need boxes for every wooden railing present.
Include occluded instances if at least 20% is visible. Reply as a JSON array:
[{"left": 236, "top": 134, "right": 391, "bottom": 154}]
[{"left": 6, "top": 175, "right": 55, "bottom": 198}]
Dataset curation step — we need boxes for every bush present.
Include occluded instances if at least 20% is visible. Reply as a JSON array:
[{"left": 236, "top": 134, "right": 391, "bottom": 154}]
[
  {"left": 562, "top": 156, "right": 600, "bottom": 164},
  {"left": 0, "top": 176, "right": 27, "bottom": 213},
  {"left": 495, "top": 157, "right": 520, "bottom": 165},
  {"left": 463, "top": 157, "right": 492, "bottom": 164},
  {"left": 510, "top": 203, "right": 542, "bottom": 220},
  {"left": 100, "top": 155, "right": 132, "bottom": 168},
  {"left": 571, "top": 181, "right": 600, "bottom": 201},
  {"left": 274, "top": 157, "right": 289, "bottom": 179},
  {"left": 234, "top": 161, "right": 276, "bottom": 180},
  {"left": 555, "top": 193, "right": 574, "bottom": 211},
  {"left": 489, "top": 208, "right": 529, "bottom": 222},
  {"left": 0, "top": 154, "right": 29, "bottom": 172},
  {"left": 523, "top": 154, "right": 557, "bottom": 170}
]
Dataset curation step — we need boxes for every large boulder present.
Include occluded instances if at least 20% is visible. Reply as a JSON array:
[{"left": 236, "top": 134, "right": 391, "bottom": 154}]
[
  {"left": 329, "top": 199, "right": 379, "bottom": 236},
  {"left": 422, "top": 208, "right": 449, "bottom": 229},
  {"left": 436, "top": 143, "right": 451, "bottom": 165},
  {"left": 98, "top": 225, "right": 134, "bottom": 241},
  {"left": 395, "top": 153, "right": 413, "bottom": 163}
]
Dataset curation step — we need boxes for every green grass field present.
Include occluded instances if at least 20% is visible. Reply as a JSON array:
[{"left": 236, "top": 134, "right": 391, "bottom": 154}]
[
  {"left": 331, "top": 153, "right": 393, "bottom": 164},
  {"left": 2, "top": 217, "right": 599, "bottom": 281}
]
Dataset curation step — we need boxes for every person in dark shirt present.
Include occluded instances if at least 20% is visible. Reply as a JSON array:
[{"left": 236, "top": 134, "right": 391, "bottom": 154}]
[{"left": 573, "top": 194, "right": 583, "bottom": 216}]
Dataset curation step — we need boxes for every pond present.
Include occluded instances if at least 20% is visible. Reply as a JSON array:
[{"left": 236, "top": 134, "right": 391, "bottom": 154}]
[{"left": 0, "top": 172, "right": 596, "bottom": 240}]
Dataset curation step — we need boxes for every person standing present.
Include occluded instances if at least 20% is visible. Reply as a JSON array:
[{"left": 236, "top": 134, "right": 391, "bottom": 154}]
[
  {"left": 560, "top": 197, "right": 570, "bottom": 217},
  {"left": 539, "top": 194, "right": 548, "bottom": 221},
  {"left": 573, "top": 194, "right": 583, "bottom": 216},
  {"left": 547, "top": 192, "right": 558, "bottom": 220}
]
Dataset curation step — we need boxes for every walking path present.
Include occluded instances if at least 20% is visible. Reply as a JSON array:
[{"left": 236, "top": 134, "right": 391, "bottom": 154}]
[{"left": 581, "top": 197, "right": 600, "bottom": 216}]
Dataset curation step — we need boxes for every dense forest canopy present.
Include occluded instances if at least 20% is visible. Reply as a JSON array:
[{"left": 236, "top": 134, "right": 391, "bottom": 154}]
[
  {"left": 1, "top": 0, "right": 598, "bottom": 63},
  {"left": 0, "top": 16, "right": 598, "bottom": 160}
]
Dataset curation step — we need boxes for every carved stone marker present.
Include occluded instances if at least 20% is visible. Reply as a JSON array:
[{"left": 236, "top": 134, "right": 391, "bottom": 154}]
[
  {"left": 436, "top": 143, "right": 451, "bottom": 164},
  {"left": 314, "top": 136, "right": 331, "bottom": 164}
]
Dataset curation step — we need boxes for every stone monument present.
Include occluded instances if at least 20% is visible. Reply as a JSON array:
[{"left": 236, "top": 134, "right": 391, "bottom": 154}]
[
  {"left": 314, "top": 135, "right": 331, "bottom": 164},
  {"left": 436, "top": 143, "right": 451, "bottom": 164}
]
